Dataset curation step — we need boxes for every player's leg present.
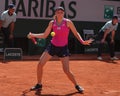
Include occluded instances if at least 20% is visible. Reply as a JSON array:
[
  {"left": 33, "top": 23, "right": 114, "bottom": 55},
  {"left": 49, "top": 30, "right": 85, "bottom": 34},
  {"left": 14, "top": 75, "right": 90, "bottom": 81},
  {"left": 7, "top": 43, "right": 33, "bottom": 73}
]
[
  {"left": 23, "top": 51, "right": 52, "bottom": 95},
  {"left": 37, "top": 51, "right": 52, "bottom": 84},
  {"left": 8, "top": 23, "right": 14, "bottom": 47},
  {"left": 31, "top": 51, "right": 52, "bottom": 90},
  {"left": 60, "top": 57, "right": 84, "bottom": 93},
  {"left": 97, "top": 32, "right": 104, "bottom": 60},
  {"left": 60, "top": 56, "right": 77, "bottom": 85},
  {"left": 97, "top": 42, "right": 104, "bottom": 58},
  {"left": 8, "top": 32, "right": 14, "bottom": 48},
  {"left": 107, "top": 38, "right": 118, "bottom": 60},
  {"left": 1, "top": 27, "right": 9, "bottom": 48}
]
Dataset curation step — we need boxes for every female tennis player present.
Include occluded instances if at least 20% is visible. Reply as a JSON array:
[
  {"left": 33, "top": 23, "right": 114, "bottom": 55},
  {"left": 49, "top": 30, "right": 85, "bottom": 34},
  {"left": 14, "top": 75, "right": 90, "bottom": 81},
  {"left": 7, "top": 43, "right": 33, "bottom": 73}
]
[{"left": 28, "top": 7, "right": 93, "bottom": 94}]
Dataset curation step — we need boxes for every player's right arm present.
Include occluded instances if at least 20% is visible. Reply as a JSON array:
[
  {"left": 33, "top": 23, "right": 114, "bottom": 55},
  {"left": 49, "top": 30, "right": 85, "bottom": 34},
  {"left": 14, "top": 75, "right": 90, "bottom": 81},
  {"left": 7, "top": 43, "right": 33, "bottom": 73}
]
[
  {"left": 67, "top": 19, "right": 93, "bottom": 45},
  {"left": 101, "top": 29, "right": 110, "bottom": 43},
  {"left": 0, "top": 12, "right": 6, "bottom": 30},
  {"left": 0, "top": 20, "right": 2, "bottom": 30},
  {"left": 29, "top": 20, "right": 53, "bottom": 39},
  {"left": 101, "top": 21, "right": 111, "bottom": 43}
]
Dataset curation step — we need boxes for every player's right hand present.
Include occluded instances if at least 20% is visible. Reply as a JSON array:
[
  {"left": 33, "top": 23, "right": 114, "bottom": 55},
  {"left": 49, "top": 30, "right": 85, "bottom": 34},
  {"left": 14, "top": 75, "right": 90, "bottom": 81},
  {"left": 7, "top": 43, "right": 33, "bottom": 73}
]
[
  {"left": 101, "top": 38, "right": 105, "bottom": 43},
  {"left": 83, "top": 39, "right": 94, "bottom": 45},
  {"left": 27, "top": 32, "right": 33, "bottom": 39}
]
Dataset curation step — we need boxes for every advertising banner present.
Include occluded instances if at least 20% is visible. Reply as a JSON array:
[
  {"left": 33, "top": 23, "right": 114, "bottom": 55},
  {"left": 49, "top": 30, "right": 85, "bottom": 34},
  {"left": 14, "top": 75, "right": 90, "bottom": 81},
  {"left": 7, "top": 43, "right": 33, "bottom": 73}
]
[{"left": 0, "top": 0, "right": 120, "bottom": 21}]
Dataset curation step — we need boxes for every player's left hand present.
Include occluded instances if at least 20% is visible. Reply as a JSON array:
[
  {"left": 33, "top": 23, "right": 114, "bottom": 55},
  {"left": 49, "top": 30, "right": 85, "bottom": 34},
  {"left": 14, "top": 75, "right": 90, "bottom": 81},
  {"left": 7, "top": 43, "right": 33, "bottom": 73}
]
[
  {"left": 111, "top": 39, "right": 114, "bottom": 43},
  {"left": 9, "top": 34, "right": 14, "bottom": 39},
  {"left": 27, "top": 32, "right": 34, "bottom": 39},
  {"left": 82, "top": 39, "right": 94, "bottom": 45}
]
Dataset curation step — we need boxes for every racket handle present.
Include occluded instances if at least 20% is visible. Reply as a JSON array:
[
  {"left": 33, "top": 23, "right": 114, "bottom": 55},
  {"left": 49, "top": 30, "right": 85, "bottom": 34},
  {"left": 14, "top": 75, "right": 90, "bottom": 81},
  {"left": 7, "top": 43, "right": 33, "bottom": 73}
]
[{"left": 31, "top": 37, "right": 37, "bottom": 44}]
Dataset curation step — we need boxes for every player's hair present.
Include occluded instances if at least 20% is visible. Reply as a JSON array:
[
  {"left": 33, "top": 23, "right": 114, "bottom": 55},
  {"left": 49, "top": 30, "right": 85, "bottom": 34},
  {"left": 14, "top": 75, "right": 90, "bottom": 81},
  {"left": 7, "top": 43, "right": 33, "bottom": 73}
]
[
  {"left": 8, "top": 4, "right": 15, "bottom": 9},
  {"left": 112, "top": 16, "right": 118, "bottom": 20},
  {"left": 53, "top": 7, "right": 64, "bottom": 20},
  {"left": 53, "top": 15, "right": 57, "bottom": 20},
  {"left": 55, "top": 7, "right": 64, "bottom": 12}
]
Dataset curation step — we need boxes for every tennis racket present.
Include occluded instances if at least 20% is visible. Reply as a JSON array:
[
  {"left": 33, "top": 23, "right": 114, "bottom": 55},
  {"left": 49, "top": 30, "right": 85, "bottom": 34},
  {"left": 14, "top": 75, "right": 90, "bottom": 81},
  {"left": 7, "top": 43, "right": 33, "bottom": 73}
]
[{"left": 27, "top": 33, "right": 46, "bottom": 47}]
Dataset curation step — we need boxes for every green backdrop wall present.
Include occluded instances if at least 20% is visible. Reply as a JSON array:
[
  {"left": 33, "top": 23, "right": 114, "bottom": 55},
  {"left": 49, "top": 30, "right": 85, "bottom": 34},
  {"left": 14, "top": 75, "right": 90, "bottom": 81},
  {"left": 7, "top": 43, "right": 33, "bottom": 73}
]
[{"left": 13, "top": 19, "right": 120, "bottom": 55}]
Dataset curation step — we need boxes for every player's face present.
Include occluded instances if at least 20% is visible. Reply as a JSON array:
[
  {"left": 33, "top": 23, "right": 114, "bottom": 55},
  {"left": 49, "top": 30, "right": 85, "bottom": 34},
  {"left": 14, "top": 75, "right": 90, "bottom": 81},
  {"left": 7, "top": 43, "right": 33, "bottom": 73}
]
[
  {"left": 55, "top": 10, "right": 64, "bottom": 18},
  {"left": 8, "top": 8, "right": 15, "bottom": 15},
  {"left": 112, "top": 19, "right": 118, "bottom": 25}
]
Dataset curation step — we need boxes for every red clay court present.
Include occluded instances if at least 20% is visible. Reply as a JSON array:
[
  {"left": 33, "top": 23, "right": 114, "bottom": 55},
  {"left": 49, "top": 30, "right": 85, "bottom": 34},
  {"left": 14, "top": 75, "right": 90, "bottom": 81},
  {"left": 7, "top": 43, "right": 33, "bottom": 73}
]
[{"left": 0, "top": 54, "right": 120, "bottom": 96}]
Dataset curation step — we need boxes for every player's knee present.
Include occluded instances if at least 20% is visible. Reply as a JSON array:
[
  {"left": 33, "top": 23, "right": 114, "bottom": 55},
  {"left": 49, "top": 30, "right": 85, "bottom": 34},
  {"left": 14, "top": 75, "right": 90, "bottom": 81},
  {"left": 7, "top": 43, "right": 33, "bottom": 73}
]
[
  {"left": 63, "top": 69, "right": 70, "bottom": 75},
  {"left": 38, "top": 61, "right": 44, "bottom": 68}
]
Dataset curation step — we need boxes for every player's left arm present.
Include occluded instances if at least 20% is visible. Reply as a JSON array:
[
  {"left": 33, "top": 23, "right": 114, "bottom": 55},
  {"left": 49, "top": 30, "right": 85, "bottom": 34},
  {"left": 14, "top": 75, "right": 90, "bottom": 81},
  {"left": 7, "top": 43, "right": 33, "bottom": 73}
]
[
  {"left": 111, "top": 23, "right": 118, "bottom": 43},
  {"left": 9, "top": 22, "right": 15, "bottom": 34},
  {"left": 111, "top": 30, "right": 115, "bottom": 43},
  {"left": 9, "top": 22, "right": 15, "bottom": 39},
  {"left": 9, "top": 13, "right": 16, "bottom": 39},
  {"left": 29, "top": 20, "right": 53, "bottom": 39},
  {"left": 67, "top": 20, "right": 93, "bottom": 45},
  {"left": 0, "top": 12, "right": 5, "bottom": 29}
]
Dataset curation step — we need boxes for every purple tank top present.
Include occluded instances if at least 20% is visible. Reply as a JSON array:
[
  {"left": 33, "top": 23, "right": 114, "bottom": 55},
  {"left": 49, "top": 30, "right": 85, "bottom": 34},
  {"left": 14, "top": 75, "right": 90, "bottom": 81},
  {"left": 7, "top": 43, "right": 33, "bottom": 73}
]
[{"left": 51, "top": 18, "right": 70, "bottom": 47}]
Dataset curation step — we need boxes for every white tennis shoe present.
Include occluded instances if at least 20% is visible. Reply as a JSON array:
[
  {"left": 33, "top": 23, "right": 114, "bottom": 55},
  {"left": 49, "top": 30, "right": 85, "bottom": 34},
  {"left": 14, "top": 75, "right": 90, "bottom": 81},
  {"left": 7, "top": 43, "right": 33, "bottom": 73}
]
[
  {"left": 111, "top": 56, "right": 119, "bottom": 60},
  {"left": 97, "top": 56, "right": 103, "bottom": 60}
]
